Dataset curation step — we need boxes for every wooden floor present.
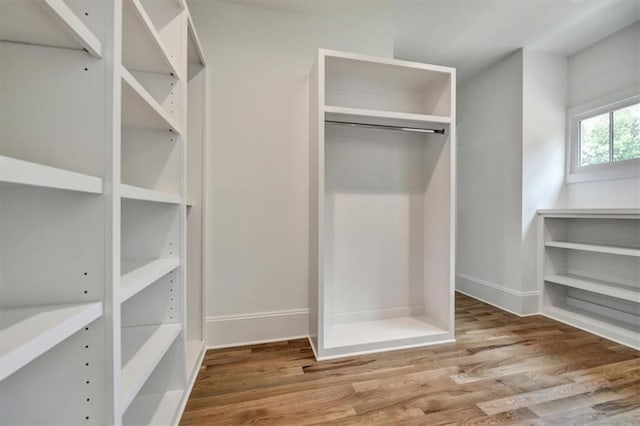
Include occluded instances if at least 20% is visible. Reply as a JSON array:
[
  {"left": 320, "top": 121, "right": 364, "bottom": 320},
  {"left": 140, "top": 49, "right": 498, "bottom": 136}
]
[{"left": 181, "top": 293, "right": 640, "bottom": 425}]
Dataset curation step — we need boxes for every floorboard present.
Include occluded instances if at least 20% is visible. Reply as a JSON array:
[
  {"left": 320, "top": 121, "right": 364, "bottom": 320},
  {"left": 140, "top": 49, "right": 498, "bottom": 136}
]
[{"left": 181, "top": 293, "right": 640, "bottom": 425}]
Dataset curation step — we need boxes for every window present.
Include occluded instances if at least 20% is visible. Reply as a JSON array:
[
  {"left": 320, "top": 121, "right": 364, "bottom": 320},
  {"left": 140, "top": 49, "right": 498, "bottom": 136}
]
[{"left": 568, "top": 93, "right": 640, "bottom": 182}]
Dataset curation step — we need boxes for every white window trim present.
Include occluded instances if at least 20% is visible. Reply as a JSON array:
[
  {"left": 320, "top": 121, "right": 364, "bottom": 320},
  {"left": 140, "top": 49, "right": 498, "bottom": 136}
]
[{"left": 566, "top": 88, "right": 640, "bottom": 184}]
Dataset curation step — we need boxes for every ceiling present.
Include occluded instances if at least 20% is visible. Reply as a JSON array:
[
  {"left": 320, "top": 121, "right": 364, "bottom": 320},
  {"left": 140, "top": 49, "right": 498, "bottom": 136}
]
[{"left": 219, "top": 0, "right": 640, "bottom": 81}]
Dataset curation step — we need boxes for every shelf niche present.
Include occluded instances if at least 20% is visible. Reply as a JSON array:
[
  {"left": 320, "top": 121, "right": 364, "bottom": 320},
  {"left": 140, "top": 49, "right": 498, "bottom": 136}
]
[{"left": 309, "top": 49, "right": 456, "bottom": 360}]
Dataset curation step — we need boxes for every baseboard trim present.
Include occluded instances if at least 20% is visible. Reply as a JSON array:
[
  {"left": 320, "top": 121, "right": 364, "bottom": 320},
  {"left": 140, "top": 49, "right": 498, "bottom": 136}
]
[
  {"left": 205, "top": 308, "right": 309, "bottom": 348},
  {"left": 456, "top": 273, "right": 540, "bottom": 316}
]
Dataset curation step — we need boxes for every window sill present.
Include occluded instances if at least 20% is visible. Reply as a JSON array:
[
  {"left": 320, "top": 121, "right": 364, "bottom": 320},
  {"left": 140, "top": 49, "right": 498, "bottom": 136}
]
[{"left": 567, "top": 158, "right": 640, "bottom": 184}]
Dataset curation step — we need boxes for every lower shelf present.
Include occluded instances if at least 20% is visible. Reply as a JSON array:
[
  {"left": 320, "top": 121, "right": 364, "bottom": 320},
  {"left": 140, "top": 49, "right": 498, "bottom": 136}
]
[
  {"left": 0, "top": 302, "right": 103, "bottom": 381},
  {"left": 543, "top": 304, "right": 640, "bottom": 351},
  {"left": 121, "top": 323, "right": 182, "bottom": 412},
  {"left": 123, "top": 389, "right": 184, "bottom": 426},
  {"left": 545, "top": 274, "right": 640, "bottom": 303},
  {"left": 324, "top": 315, "right": 448, "bottom": 349}
]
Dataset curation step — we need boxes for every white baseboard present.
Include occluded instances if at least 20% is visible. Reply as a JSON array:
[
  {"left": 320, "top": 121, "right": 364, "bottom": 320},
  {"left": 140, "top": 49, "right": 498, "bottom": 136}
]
[
  {"left": 205, "top": 308, "right": 309, "bottom": 348},
  {"left": 456, "top": 273, "right": 540, "bottom": 316},
  {"left": 333, "top": 304, "right": 425, "bottom": 323}
]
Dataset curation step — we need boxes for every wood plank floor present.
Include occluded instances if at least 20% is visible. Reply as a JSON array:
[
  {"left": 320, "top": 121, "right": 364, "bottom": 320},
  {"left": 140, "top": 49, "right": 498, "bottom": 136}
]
[{"left": 181, "top": 293, "right": 640, "bottom": 425}]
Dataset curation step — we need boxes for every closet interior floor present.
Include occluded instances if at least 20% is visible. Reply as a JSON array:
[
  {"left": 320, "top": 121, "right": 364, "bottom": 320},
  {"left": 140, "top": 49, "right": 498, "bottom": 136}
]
[{"left": 181, "top": 293, "right": 640, "bottom": 425}]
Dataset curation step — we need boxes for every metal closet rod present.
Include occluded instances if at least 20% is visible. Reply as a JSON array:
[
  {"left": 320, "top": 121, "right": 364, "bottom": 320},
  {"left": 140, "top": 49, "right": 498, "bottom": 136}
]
[{"left": 325, "top": 120, "right": 446, "bottom": 135}]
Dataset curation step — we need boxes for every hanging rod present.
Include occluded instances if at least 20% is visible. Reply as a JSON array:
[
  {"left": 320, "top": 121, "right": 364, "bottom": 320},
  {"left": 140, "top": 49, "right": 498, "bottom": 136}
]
[{"left": 325, "top": 120, "right": 446, "bottom": 135}]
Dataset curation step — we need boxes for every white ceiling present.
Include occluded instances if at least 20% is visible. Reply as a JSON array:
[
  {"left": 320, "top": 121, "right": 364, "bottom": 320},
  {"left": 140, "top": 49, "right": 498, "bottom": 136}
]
[{"left": 219, "top": 0, "right": 640, "bottom": 81}]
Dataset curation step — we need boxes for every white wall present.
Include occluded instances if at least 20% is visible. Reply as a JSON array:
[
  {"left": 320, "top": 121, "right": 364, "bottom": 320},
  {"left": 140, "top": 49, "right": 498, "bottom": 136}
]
[
  {"left": 521, "top": 51, "right": 568, "bottom": 295},
  {"left": 456, "top": 50, "right": 527, "bottom": 313},
  {"left": 457, "top": 49, "right": 568, "bottom": 314},
  {"left": 564, "top": 23, "right": 640, "bottom": 208},
  {"left": 188, "top": 0, "right": 394, "bottom": 347}
]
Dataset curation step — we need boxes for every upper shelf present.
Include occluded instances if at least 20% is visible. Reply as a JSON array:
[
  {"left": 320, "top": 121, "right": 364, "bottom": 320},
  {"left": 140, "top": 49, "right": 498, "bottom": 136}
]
[
  {"left": 121, "top": 67, "right": 183, "bottom": 134},
  {"left": 325, "top": 106, "right": 450, "bottom": 130},
  {"left": 0, "top": 302, "right": 103, "bottom": 381},
  {"left": 0, "top": 0, "right": 102, "bottom": 58},
  {"left": 0, "top": 155, "right": 103, "bottom": 194},
  {"left": 122, "top": 0, "right": 179, "bottom": 77}
]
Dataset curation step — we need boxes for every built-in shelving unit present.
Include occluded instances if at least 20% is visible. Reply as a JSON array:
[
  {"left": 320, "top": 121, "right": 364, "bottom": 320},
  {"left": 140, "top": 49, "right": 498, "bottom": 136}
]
[
  {"left": 538, "top": 209, "right": 640, "bottom": 351},
  {"left": 0, "top": 1, "right": 207, "bottom": 424},
  {"left": 309, "top": 49, "right": 456, "bottom": 360}
]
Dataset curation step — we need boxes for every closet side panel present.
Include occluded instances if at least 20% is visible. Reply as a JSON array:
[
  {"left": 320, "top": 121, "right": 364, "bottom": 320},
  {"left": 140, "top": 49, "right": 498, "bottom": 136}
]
[{"left": 423, "top": 134, "right": 453, "bottom": 330}]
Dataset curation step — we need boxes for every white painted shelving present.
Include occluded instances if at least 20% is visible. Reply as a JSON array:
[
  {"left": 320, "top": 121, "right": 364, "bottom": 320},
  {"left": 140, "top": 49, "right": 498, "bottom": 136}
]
[
  {"left": 121, "top": 67, "right": 183, "bottom": 133},
  {"left": 121, "top": 259, "right": 180, "bottom": 302},
  {"left": 0, "top": 1, "right": 207, "bottom": 424},
  {"left": 120, "top": 183, "right": 182, "bottom": 204},
  {"left": 0, "top": 302, "right": 103, "bottom": 381},
  {"left": 121, "top": 324, "right": 182, "bottom": 411},
  {"left": 0, "top": 0, "right": 103, "bottom": 57},
  {"left": 0, "top": 155, "right": 103, "bottom": 194},
  {"left": 309, "top": 49, "right": 456, "bottom": 360},
  {"left": 539, "top": 209, "right": 640, "bottom": 351}
]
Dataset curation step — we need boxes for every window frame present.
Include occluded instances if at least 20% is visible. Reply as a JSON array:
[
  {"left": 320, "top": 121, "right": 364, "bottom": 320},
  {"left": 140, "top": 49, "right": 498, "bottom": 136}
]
[{"left": 567, "top": 90, "right": 640, "bottom": 184}]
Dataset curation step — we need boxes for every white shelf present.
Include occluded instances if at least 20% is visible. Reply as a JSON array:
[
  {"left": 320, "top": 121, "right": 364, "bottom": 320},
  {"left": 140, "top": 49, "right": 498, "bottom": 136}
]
[
  {"left": 0, "top": 302, "right": 103, "bottom": 381},
  {"left": 543, "top": 304, "right": 639, "bottom": 351},
  {"left": 0, "top": 0, "right": 102, "bottom": 58},
  {"left": 325, "top": 105, "right": 451, "bottom": 130},
  {"left": 122, "top": 0, "right": 179, "bottom": 76},
  {"left": 123, "top": 389, "right": 183, "bottom": 426},
  {"left": 324, "top": 316, "right": 448, "bottom": 349},
  {"left": 545, "top": 274, "right": 640, "bottom": 303},
  {"left": 121, "top": 324, "right": 182, "bottom": 412},
  {"left": 0, "top": 155, "right": 103, "bottom": 194},
  {"left": 120, "top": 184, "right": 182, "bottom": 205},
  {"left": 121, "top": 258, "right": 180, "bottom": 303},
  {"left": 545, "top": 241, "right": 640, "bottom": 257},
  {"left": 121, "top": 67, "right": 183, "bottom": 134}
]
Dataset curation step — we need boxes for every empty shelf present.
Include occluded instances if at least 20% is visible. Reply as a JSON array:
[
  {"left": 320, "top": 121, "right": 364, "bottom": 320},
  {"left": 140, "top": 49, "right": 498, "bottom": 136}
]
[
  {"left": 123, "top": 389, "right": 184, "bottom": 425},
  {"left": 543, "top": 304, "right": 639, "bottom": 351},
  {"left": 121, "top": 324, "right": 182, "bottom": 412},
  {"left": 0, "top": 156, "right": 102, "bottom": 194},
  {"left": 545, "top": 274, "right": 640, "bottom": 303},
  {"left": 546, "top": 241, "right": 640, "bottom": 257},
  {"left": 0, "top": 0, "right": 102, "bottom": 57},
  {"left": 121, "top": 258, "right": 180, "bottom": 303},
  {"left": 120, "top": 184, "right": 181, "bottom": 205},
  {"left": 121, "top": 67, "right": 183, "bottom": 133},
  {"left": 324, "top": 316, "right": 448, "bottom": 349},
  {"left": 0, "top": 302, "right": 103, "bottom": 381},
  {"left": 325, "top": 105, "right": 451, "bottom": 129},
  {"left": 122, "top": 0, "right": 179, "bottom": 76}
]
